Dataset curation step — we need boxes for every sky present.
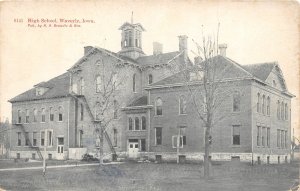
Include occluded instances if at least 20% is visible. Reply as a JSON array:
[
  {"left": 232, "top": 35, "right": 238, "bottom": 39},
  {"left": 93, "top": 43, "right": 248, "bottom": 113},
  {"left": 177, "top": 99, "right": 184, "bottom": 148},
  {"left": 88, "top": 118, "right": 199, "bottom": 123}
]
[{"left": 0, "top": 1, "right": 299, "bottom": 137}]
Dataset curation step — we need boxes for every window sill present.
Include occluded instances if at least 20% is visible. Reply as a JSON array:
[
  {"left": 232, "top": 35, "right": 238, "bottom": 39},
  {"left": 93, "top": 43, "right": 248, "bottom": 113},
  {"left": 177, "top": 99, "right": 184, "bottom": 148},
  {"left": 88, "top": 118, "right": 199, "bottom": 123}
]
[
  {"left": 178, "top": 114, "right": 187, "bottom": 116},
  {"left": 154, "top": 115, "right": 163, "bottom": 117},
  {"left": 128, "top": 130, "right": 147, "bottom": 132},
  {"left": 40, "top": 122, "right": 46, "bottom": 123}
]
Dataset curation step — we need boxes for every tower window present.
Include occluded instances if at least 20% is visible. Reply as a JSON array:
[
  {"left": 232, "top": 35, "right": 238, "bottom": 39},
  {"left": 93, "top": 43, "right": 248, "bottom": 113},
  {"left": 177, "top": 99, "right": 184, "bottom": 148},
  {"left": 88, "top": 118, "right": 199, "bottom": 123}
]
[{"left": 133, "top": 74, "right": 136, "bottom": 92}]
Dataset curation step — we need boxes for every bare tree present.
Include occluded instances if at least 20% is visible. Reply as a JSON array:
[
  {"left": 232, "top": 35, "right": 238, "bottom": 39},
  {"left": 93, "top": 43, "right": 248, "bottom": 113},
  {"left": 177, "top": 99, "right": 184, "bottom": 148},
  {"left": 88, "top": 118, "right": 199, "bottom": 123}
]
[
  {"left": 93, "top": 59, "right": 124, "bottom": 165},
  {"left": 168, "top": 24, "right": 240, "bottom": 178}
]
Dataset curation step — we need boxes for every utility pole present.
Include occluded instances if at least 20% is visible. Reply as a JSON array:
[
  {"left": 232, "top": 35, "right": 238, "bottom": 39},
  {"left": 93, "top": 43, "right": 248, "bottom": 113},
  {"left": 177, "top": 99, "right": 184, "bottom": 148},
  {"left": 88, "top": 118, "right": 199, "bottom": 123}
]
[
  {"left": 176, "top": 127, "right": 181, "bottom": 164},
  {"left": 43, "top": 129, "right": 47, "bottom": 175}
]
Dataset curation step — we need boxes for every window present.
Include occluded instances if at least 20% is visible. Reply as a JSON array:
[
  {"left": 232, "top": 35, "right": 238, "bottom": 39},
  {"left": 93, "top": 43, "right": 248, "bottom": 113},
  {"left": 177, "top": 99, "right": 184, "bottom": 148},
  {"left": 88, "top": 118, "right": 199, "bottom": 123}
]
[
  {"left": 148, "top": 74, "right": 153, "bottom": 84},
  {"left": 25, "top": 132, "right": 29, "bottom": 146},
  {"left": 277, "top": 101, "right": 280, "bottom": 119},
  {"left": 132, "top": 74, "right": 136, "bottom": 92},
  {"left": 17, "top": 110, "right": 22, "bottom": 124},
  {"left": 277, "top": 129, "right": 280, "bottom": 147},
  {"left": 79, "top": 78, "right": 84, "bottom": 95},
  {"left": 41, "top": 108, "right": 45, "bottom": 122},
  {"left": 233, "top": 91, "right": 241, "bottom": 112},
  {"left": 262, "top": 95, "right": 265, "bottom": 115},
  {"left": 257, "top": 93, "right": 260, "bottom": 113},
  {"left": 267, "top": 128, "right": 270, "bottom": 147},
  {"left": 96, "top": 76, "right": 102, "bottom": 93},
  {"left": 135, "top": 117, "right": 140, "bottom": 130},
  {"left": 17, "top": 132, "right": 21, "bottom": 146},
  {"left": 141, "top": 116, "right": 146, "bottom": 130},
  {"left": 113, "top": 100, "right": 118, "bottom": 119},
  {"left": 32, "top": 132, "right": 37, "bottom": 146},
  {"left": 113, "top": 129, "right": 117, "bottom": 147},
  {"left": 285, "top": 130, "right": 287, "bottom": 148},
  {"left": 79, "top": 130, "right": 83, "bottom": 147},
  {"left": 281, "top": 102, "right": 284, "bottom": 120},
  {"left": 95, "top": 102, "right": 101, "bottom": 121},
  {"left": 47, "top": 131, "right": 53, "bottom": 146},
  {"left": 129, "top": 31, "right": 132, "bottom": 46},
  {"left": 49, "top": 107, "right": 54, "bottom": 121},
  {"left": 232, "top": 125, "right": 240, "bottom": 145},
  {"left": 257, "top": 126, "right": 261, "bottom": 146},
  {"left": 33, "top": 109, "right": 37, "bottom": 122},
  {"left": 25, "top": 109, "right": 29, "bottom": 123},
  {"left": 141, "top": 139, "right": 146, "bottom": 151},
  {"left": 80, "top": 104, "right": 84, "bottom": 121},
  {"left": 72, "top": 83, "right": 78, "bottom": 94},
  {"left": 273, "top": 80, "right": 277, "bottom": 87},
  {"left": 179, "top": 95, "right": 187, "bottom": 114},
  {"left": 284, "top": 103, "right": 288, "bottom": 120},
  {"left": 128, "top": 117, "right": 133, "bottom": 130},
  {"left": 41, "top": 131, "right": 45, "bottom": 146},
  {"left": 203, "top": 96, "right": 207, "bottom": 113},
  {"left": 262, "top": 127, "right": 265, "bottom": 147},
  {"left": 155, "top": 98, "right": 163, "bottom": 116},
  {"left": 172, "top": 136, "right": 183, "bottom": 148},
  {"left": 155, "top": 127, "right": 162, "bottom": 145},
  {"left": 281, "top": 130, "right": 284, "bottom": 148},
  {"left": 267, "top": 97, "right": 270, "bottom": 115},
  {"left": 58, "top": 107, "right": 63, "bottom": 121}
]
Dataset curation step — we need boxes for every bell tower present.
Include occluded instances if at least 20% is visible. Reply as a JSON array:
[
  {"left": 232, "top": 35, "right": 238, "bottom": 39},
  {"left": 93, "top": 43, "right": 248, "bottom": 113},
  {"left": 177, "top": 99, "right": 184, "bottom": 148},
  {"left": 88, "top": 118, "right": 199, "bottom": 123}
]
[{"left": 118, "top": 16, "right": 146, "bottom": 59}]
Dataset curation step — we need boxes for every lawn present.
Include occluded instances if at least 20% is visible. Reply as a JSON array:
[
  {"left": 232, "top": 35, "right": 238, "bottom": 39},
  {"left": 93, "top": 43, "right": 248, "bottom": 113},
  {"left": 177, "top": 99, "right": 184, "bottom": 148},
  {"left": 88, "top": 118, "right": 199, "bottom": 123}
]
[{"left": 0, "top": 161, "right": 298, "bottom": 191}]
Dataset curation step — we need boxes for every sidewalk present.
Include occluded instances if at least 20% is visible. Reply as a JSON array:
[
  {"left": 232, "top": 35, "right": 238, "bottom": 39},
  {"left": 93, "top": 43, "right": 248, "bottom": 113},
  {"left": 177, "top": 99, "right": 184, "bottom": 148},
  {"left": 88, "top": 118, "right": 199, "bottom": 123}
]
[{"left": 0, "top": 160, "right": 124, "bottom": 172}]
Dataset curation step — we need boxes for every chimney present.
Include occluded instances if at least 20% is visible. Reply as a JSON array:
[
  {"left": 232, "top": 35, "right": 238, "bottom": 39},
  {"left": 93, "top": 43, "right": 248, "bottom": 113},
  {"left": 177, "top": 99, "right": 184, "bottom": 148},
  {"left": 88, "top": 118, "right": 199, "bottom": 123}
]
[
  {"left": 84, "top": 46, "right": 93, "bottom": 55},
  {"left": 218, "top": 44, "right": 227, "bottom": 57},
  {"left": 153, "top": 42, "right": 163, "bottom": 55},
  {"left": 178, "top": 35, "right": 188, "bottom": 63}
]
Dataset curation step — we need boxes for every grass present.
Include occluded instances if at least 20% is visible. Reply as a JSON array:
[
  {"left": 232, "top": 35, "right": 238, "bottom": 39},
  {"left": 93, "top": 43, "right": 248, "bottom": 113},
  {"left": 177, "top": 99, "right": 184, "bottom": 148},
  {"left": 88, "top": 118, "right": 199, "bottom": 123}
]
[{"left": 0, "top": 161, "right": 298, "bottom": 191}]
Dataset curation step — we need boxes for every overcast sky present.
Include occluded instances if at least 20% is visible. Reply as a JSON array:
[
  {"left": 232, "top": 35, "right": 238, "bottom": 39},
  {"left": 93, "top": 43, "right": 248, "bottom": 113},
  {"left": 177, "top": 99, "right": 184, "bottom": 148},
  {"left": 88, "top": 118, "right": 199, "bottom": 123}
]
[{"left": 0, "top": 1, "right": 299, "bottom": 136}]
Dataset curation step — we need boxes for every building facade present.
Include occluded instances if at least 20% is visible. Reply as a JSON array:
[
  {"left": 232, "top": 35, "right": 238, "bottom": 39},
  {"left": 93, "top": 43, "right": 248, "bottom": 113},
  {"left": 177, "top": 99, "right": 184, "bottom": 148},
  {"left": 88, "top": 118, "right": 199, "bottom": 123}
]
[{"left": 9, "top": 20, "right": 293, "bottom": 164}]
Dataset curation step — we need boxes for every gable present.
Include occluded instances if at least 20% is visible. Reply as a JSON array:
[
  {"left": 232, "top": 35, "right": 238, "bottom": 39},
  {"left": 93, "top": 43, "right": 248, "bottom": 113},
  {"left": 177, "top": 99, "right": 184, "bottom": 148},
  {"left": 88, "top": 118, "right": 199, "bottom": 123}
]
[{"left": 265, "top": 65, "right": 287, "bottom": 91}]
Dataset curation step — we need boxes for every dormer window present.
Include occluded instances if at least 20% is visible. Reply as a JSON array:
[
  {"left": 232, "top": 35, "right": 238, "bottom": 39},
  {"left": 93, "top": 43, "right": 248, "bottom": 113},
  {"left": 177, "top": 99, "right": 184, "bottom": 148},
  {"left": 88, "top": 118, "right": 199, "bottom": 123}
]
[
  {"left": 189, "top": 71, "right": 203, "bottom": 81},
  {"left": 36, "top": 87, "right": 49, "bottom": 96}
]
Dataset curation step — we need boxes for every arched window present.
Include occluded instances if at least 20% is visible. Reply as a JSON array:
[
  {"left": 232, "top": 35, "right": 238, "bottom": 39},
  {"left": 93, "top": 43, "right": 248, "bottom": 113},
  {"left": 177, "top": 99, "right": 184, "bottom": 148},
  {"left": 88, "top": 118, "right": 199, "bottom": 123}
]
[
  {"left": 113, "top": 100, "right": 118, "bottom": 119},
  {"left": 132, "top": 74, "right": 136, "bottom": 92},
  {"left": 262, "top": 95, "right": 265, "bottom": 114},
  {"left": 95, "top": 102, "right": 101, "bottom": 121},
  {"left": 25, "top": 109, "right": 29, "bottom": 123},
  {"left": 96, "top": 76, "right": 101, "bottom": 93},
  {"left": 135, "top": 117, "right": 140, "bottom": 130},
  {"left": 33, "top": 109, "right": 37, "bottom": 122},
  {"left": 267, "top": 97, "right": 270, "bottom": 115},
  {"left": 128, "top": 117, "right": 133, "bottom": 130},
  {"left": 49, "top": 107, "right": 54, "bottom": 121},
  {"left": 155, "top": 98, "right": 163, "bottom": 116},
  {"left": 148, "top": 74, "right": 153, "bottom": 84},
  {"left": 281, "top": 101, "right": 284, "bottom": 120},
  {"left": 41, "top": 108, "right": 45, "bottom": 122},
  {"left": 285, "top": 103, "right": 288, "bottom": 120},
  {"left": 79, "top": 78, "right": 84, "bottom": 95},
  {"left": 179, "top": 95, "right": 187, "bottom": 114},
  {"left": 257, "top": 93, "right": 260, "bottom": 113},
  {"left": 233, "top": 91, "right": 241, "bottom": 112},
  {"left": 128, "top": 31, "right": 132, "bottom": 46},
  {"left": 142, "top": 116, "right": 146, "bottom": 130},
  {"left": 277, "top": 100, "right": 280, "bottom": 119},
  {"left": 58, "top": 107, "right": 63, "bottom": 121}
]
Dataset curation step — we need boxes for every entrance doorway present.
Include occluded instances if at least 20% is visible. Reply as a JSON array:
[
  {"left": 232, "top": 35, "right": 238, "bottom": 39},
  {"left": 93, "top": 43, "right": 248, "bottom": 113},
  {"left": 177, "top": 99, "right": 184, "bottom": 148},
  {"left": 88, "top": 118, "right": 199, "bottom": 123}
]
[
  {"left": 128, "top": 139, "right": 139, "bottom": 158},
  {"left": 57, "top": 137, "right": 64, "bottom": 160}
]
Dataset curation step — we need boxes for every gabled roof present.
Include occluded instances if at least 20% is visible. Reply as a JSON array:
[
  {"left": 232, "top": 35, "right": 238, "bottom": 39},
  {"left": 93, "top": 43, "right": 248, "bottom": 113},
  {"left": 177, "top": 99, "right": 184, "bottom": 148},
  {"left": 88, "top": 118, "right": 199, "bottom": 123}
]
[
  {"left": 9, "top": 73, "right": 70, "bottom": 103},
  {"left": 149, "top": 55, "right": 253, "bottom": 87},
  {"left": 127, "top": 95, "right": 148, "bottom": 107},
  {"left": 135, "top": 51, "right": 181, "bottom": 66},
  {"left": 242, "top": 62, "right": 276, "bottom": 81},
  {"left": 118, "top": 22, "right": 146, "bottom": 31}
]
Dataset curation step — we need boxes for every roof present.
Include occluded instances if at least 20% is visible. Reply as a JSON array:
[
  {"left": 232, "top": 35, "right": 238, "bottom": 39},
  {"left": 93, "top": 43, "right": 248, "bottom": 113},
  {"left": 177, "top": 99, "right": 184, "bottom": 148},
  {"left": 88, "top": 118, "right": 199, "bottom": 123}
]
[
  {"left": 135, "top": 51, "right": 181, "bottom": 66},
  {"left": 150, "top": 55, "right": 253, "bottom": 87},
  {"left": 127, "top": 96, "right": 148, "bottom": 107},
  {"left": 242, "top": 62, "right": 276, "bottom": 81},
  {"left": 9, "top": 73, "right": 70, "bottom": 103},
  {"left": 119, "top": 22, "right": 146, "bottom": 31}
]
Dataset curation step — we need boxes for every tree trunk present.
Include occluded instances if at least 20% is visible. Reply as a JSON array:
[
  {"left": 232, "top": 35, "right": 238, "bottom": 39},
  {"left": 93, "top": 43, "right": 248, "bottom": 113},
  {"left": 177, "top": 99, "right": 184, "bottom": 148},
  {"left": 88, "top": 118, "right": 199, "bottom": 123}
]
[
  {"left": 99, "top": 126, "right": 104, "bottom": 165},
  {"left": 204, "top": 126, "right": 210, "bottom": 178}
]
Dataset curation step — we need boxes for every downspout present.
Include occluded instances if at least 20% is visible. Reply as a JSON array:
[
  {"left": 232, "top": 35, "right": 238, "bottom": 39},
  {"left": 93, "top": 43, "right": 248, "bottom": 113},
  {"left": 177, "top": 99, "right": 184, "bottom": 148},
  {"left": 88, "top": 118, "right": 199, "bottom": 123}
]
[
  {"left": 147, "top": 90, "right": 151, "bottom": 159},
  {"left": 67, "top": 98, "right": 71, "bottom": 159},
  {"left": 251, "top": 82, "right": 254, "bottom": 165}
]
